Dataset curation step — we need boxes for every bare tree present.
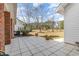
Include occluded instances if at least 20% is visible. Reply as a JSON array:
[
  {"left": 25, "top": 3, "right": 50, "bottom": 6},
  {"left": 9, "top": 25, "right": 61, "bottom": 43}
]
[
  {"left": 32, "top": 7, "right": 41, "bottom": 31},
  {"left": 24, "top": 4, "right": 34, "bottom": 31},
  {"left": 37, "top": 5, "right": 47, "bottom": 32}
]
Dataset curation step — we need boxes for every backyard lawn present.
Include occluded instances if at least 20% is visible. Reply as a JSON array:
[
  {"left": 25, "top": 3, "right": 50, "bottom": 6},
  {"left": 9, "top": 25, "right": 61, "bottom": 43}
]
[{"left": 28, "top": 29, "right": 64, "bottom": 39}]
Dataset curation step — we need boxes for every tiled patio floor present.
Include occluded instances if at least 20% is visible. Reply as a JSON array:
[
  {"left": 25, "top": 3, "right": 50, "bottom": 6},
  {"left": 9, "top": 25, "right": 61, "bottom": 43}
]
[{"left": 5, "top": 36, "right": 79, "bottom": 56}]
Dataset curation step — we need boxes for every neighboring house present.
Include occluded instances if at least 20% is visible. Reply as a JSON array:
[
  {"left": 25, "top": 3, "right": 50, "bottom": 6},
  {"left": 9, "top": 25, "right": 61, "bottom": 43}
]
[
  {"left": 15, "top": 19, "right": 26, "bottom": 31},
  {"left": 57, "top": 3, "right": 79, "bottom": 45}
]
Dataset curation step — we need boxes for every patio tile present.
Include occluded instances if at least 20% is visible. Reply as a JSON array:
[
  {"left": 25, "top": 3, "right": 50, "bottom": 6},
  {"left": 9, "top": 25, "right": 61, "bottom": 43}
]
[
  {"left": 68, "top": 51, "right": 79, "bottom": 56},
  {"left": 33, "top": 52, "right": 44, "bottom": 56},
  {"left": 5, "top": 45, "right": 11, "bottom": 53},
  {"left": 20, "top": 48, "right": 29, "bottom": 53},
  {"left": 13, "top": 53, "right": 22, "bottom": 56},
  {"left": 30, "top": 48, "right": 40, "bottom": 54},
  {"left": 70, "top": 49, "right": 79, "bottom": 54},
  {"left": 41, "top": 50, "right": 52, "bottom": 56},
  {"left": 10, "top": 50, "right": 21, "bottom": 56},
  {"left": 38, "top": 47, "right": 46, "bottom": 51},
  {"left": 28, "top": 45, "right": 37, "bottom": 50},
  {"left": 48, "top": 47, "right": 58, "bottom": 53},
  {"left": 26, "top": 43, "right": 32, "bottom": 47},
  {"left": 64, "top": 44, "right": 75, "bottom": 49},
  {"left": 53, "top": 45, "right": 62, "bottom": 49},
  {"left": 11, "top": 47, "right": 20, "bottom": 52},
  {"left": 56, "top": 43, "right": 64, "bottom": 47},
  {"left": 49, "top": 53, "right": 56, "bottom": 56},
  {"left": 48, "top": 46, "right": 61, "bottom": 53},
  {"left": 5, "top": 50, "right": 11, "bottom": 54},
  {"left": 62, "top": 45, "right": 73, "bottom": 50},
  {"left": 19, "top": 44, "right": 27, "bottom": 49},
  {"left": 19, "top": 42, "right": 25, "bottom": 45},
  {"left": 59, "top": 48, "right": 71, "bottom": 54},
  {"left": 5, "top": 37, "right": 65, "bottom": 56},
  {"left": 43, "top": 45, "right": 51, "bottom": 48},
  {"left": 34, "top": 44, "right": 41, "bottom": 47},
  {"left": 21, "top": 51, "right": 32, "bottom": 56},
  {"left": 54, "top": 50, "right": 66, "bottom": 56}
]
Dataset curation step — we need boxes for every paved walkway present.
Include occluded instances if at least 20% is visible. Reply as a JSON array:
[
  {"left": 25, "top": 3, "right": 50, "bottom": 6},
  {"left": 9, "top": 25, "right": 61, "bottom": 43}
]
[{"left": 5, "top": 36, "right": 79, "bottom": 56}]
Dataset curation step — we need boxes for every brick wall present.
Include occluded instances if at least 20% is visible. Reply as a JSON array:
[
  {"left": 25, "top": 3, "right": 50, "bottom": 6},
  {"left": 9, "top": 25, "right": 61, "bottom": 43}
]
[
  {"left": 0, "top": 3, "right": 15, "bottom": 52},
  {"left": 0, "top": 3, "right": 5, "bottom": 52},
  {"left": 4, "top": 11, "right": 11, "bottom": 45}
]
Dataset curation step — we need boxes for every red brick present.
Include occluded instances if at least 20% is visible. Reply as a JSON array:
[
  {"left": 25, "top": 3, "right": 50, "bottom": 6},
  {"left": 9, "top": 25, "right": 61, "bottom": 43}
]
[
  {"left": 0, "top": 3, "right": 5, "bottom": 52},
  {"left": 4, "top": 11, "right": 11, "bottom": 45}
]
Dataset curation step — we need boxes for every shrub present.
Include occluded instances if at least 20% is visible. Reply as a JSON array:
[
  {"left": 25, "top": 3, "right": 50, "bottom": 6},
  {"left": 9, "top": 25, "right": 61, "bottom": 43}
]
[
  {"left": 45, "top": 35, "right": 50, "bottom": 40},
  {"left": 35, "top": 33, "right": 38, "bottom": 36}
]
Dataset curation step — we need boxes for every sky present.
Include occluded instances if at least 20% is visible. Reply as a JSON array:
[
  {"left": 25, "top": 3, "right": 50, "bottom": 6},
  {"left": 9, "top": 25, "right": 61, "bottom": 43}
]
[{"left": 17, "top": 3, "right": 64, "bottom": 23}]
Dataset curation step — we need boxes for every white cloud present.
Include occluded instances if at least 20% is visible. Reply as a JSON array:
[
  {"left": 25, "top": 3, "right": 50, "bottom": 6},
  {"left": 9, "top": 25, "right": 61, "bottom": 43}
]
[
  {"left": 55, "top": 13, "right": 61, "bottom": 16},
  {"left": 20, "top": 6, "right": 25, "bottom": 10},
  {"left": 47, "top": 12, "right": 50, "bottom": 15},
  {"left": 33, "top": 3, "right": 39, "bottom": 7},
  {"left": 58, "top": 17, "right": 64, "bottom": 21},
  {"left": 33, "top": 3, "right": 42, "bottom": 7},
  {"left": 48, "top": 15, "right": 53, "bottom": 18},
  {"left": 17, "top": 7, "right": 26, "bottom": 18},
  {"left": 49, "top": 4, "right": 59, "bottom": 9}
]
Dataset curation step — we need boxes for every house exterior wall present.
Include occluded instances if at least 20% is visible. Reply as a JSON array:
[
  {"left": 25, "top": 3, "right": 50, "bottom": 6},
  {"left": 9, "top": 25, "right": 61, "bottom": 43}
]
[
  {"left": 4, "top": 3, "right": 17, "bottom": 38},
  {"left": 64, "top": 4, "right": 79, "bottom": 44},
  {"left": 0, "top": 3, "right": 17, "bottom": 52}
]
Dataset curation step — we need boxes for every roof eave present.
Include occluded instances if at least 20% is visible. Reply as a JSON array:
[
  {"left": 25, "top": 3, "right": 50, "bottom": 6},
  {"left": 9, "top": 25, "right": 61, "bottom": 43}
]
[{"left": 56, "top": 3, "right": 68, "bottom": 15}]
